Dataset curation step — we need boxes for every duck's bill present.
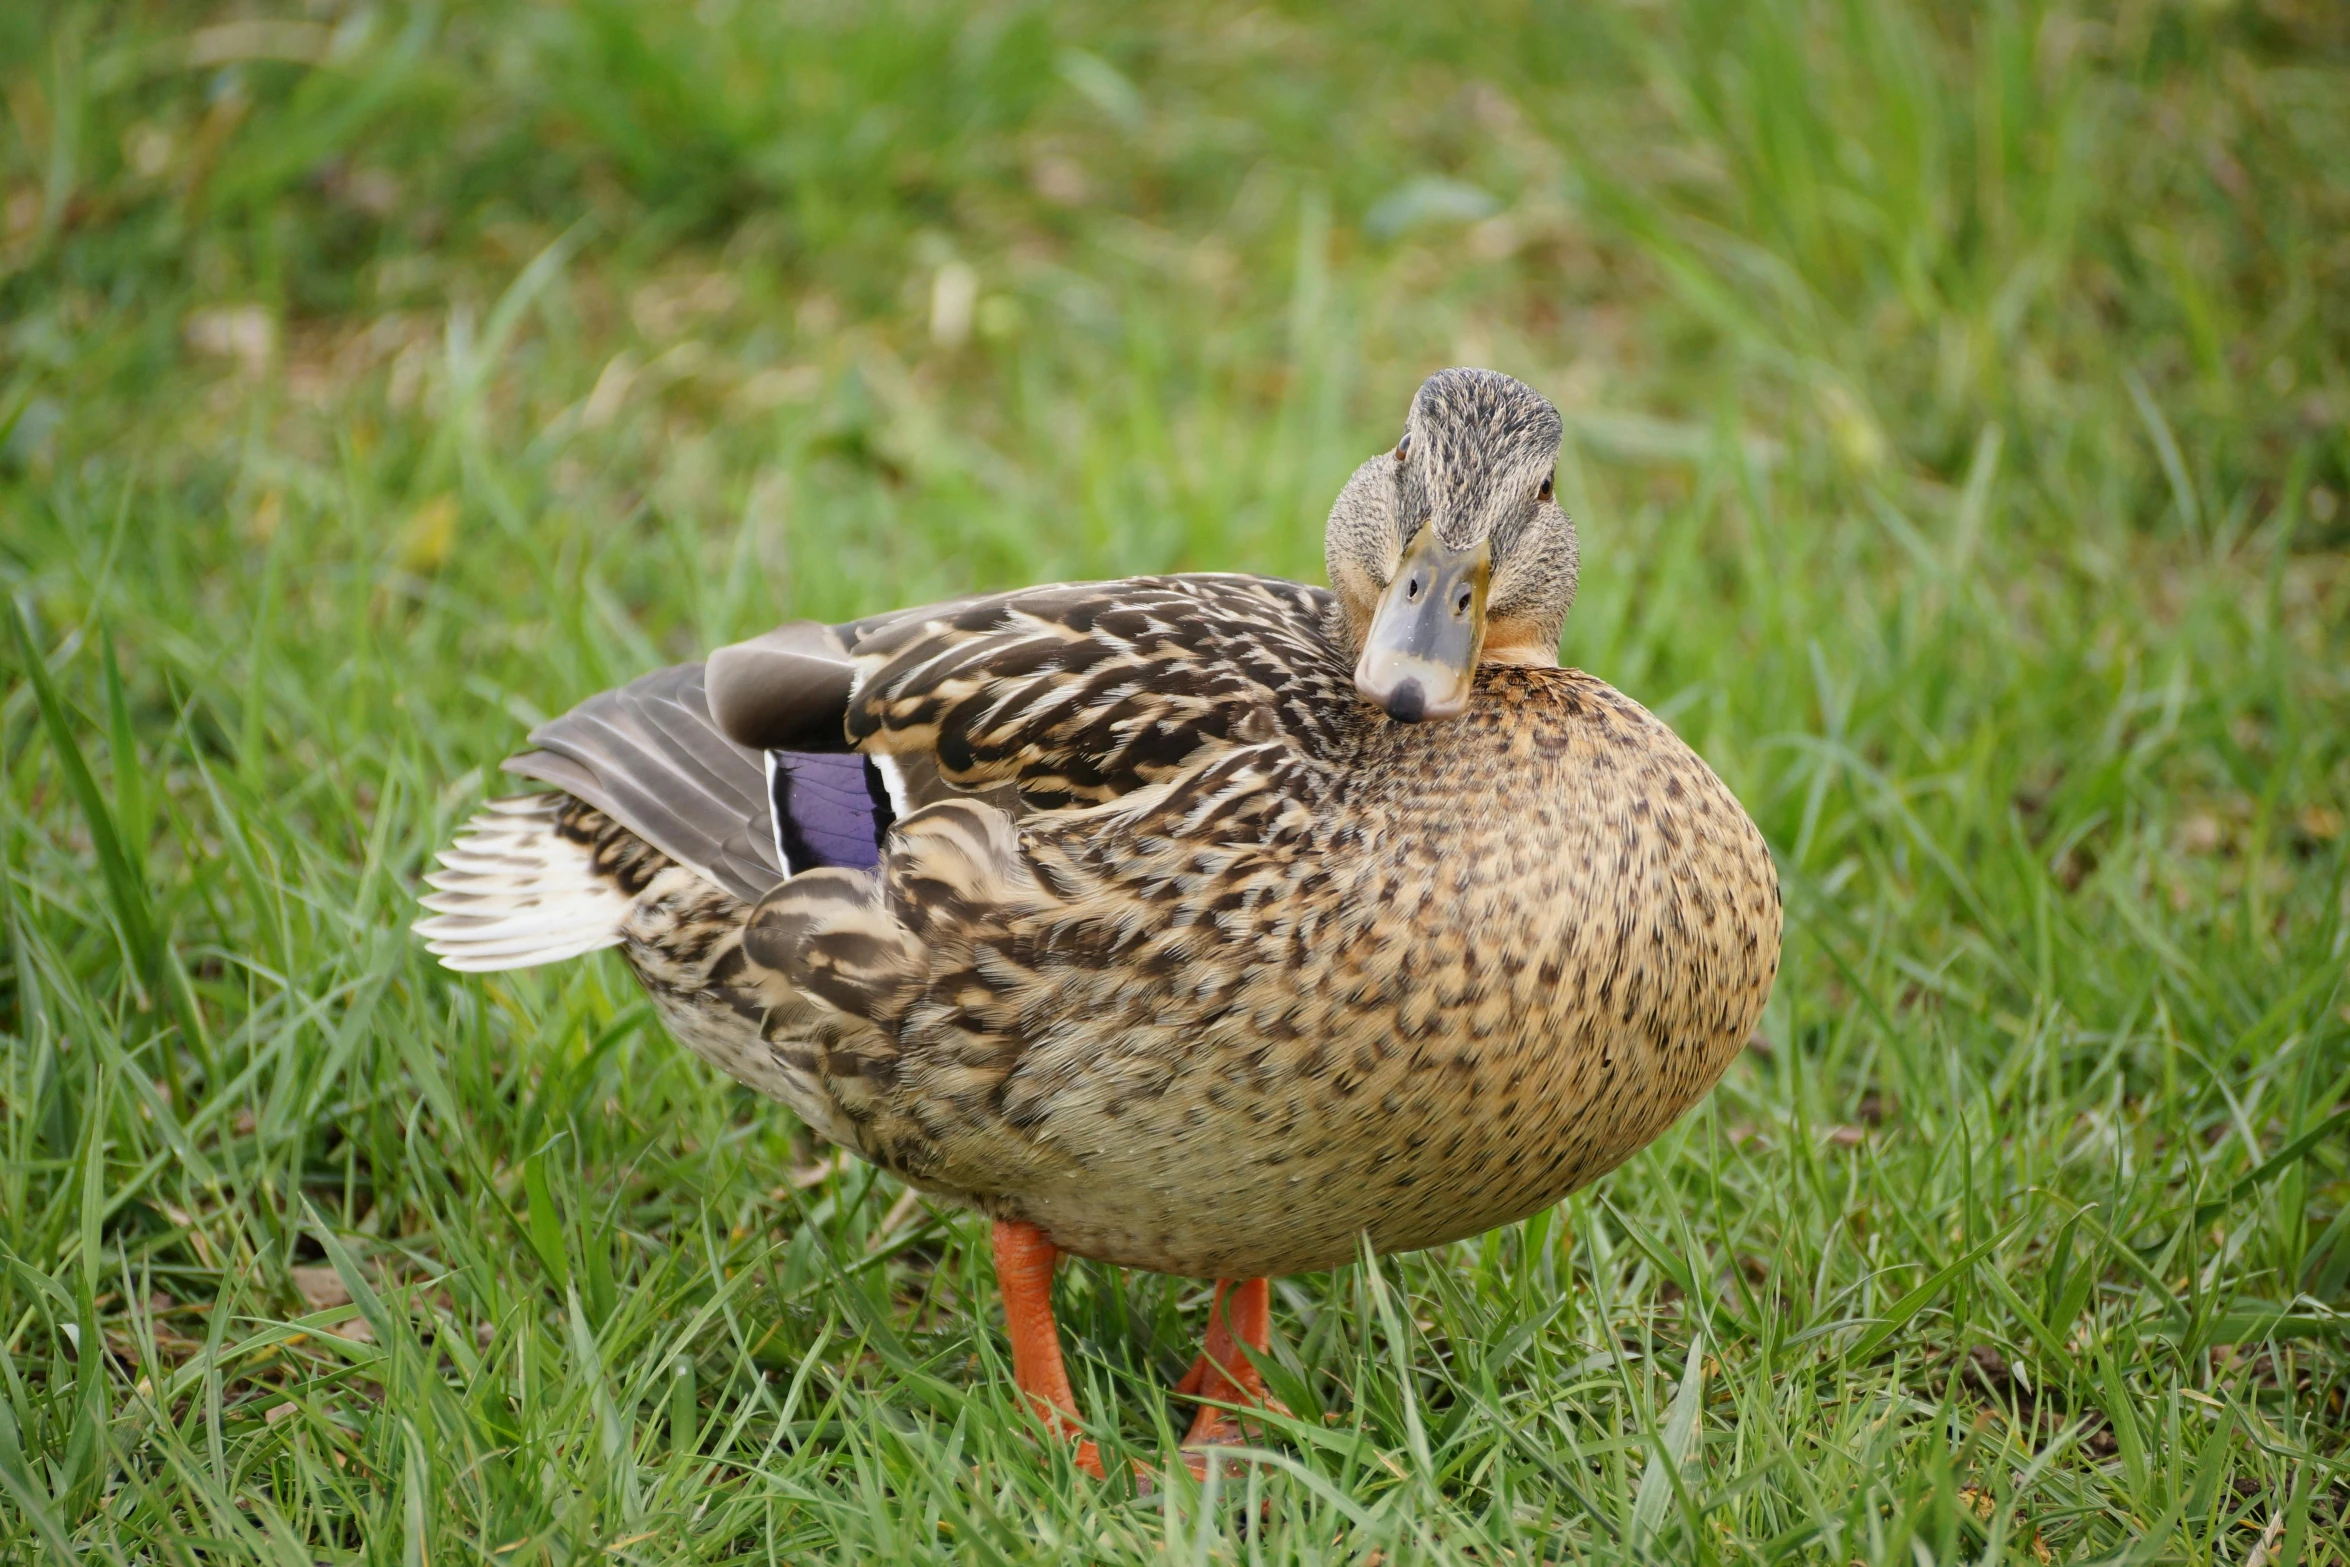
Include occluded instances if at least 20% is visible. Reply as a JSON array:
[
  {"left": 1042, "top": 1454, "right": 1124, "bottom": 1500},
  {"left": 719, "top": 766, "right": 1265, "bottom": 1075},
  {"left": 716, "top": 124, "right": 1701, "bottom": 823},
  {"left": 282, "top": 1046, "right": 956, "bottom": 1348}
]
[{"left": 1353, "top": 525, "right": 1490, "bottom": 723}]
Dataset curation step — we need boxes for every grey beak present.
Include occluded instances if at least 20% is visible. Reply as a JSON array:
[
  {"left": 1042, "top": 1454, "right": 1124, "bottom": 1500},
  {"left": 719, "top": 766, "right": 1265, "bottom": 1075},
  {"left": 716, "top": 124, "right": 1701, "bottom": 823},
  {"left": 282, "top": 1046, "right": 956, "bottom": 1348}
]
[{"left": 1352, "top": 524, "right": 1490, "bottom": 722}]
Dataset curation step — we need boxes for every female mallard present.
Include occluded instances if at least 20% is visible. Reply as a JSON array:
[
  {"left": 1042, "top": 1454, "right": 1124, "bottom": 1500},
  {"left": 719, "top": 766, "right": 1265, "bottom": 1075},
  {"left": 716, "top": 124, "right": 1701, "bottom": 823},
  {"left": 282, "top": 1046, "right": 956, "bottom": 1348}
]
[{"left": 417, "top": 367, "right": 1780, "bottom": 1476}]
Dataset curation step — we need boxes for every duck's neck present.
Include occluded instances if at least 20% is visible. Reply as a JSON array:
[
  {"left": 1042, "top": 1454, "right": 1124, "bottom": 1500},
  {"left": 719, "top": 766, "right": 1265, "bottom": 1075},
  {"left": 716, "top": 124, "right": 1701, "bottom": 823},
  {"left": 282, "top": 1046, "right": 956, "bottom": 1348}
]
[{"left": 1473, "top": 624, "right": 1562, "bottom": 669}]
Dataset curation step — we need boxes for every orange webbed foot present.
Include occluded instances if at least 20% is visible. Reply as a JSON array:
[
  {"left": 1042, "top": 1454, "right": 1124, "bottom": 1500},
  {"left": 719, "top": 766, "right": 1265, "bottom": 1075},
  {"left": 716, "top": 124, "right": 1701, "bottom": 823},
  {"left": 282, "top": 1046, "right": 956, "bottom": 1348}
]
[
  {"left": 992, "top": 1220, "right": 1108, "bottom": 1477},
  {"left": 1175, "top": 1277, "right": 1285, "bottom": 1473},
  {"left": 994, "top": 1232, "right": 1289, "bottom": 1483}
]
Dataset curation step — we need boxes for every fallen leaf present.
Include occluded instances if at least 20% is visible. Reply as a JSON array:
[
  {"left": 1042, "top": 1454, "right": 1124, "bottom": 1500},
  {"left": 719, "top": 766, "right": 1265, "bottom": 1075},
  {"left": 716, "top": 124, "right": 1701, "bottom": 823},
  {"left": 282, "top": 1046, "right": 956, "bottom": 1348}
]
[
  {"left": 290, "top": 1266, "right": 351, "bottom": 1311},
  {"left": 185, "top": 305, "right": 277, "bottom": 376},
  {"left": 735, "top": 363, "right": 821, "bottom": 411},
  {"left": 186, "top": 20, "right": 332, "bottom": 67},
  {"left": 397, "top": 495, "right": 459, "bottom": 573}
]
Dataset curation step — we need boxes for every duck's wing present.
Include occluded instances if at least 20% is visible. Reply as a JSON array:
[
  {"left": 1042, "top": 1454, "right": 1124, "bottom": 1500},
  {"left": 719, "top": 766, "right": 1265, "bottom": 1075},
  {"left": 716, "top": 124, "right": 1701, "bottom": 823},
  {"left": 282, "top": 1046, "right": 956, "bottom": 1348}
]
[
  {"left": 446, "top": 572, "right": 1351, "bottom": 942},
  {"left": 721, "top": 575, "right": 1361, "bottom": 1148},
  {"left": 708, "top": 573, "right": 1353, "bottom": 818},
  {"left": 499, "top": 662, "right": 783, "bottom": 902},
  {"left": 431, "top": 575, "right": 1348, "bottom": 1001},
  {"left": 417, "top": 664, "right": 780, "bottom": 975}
]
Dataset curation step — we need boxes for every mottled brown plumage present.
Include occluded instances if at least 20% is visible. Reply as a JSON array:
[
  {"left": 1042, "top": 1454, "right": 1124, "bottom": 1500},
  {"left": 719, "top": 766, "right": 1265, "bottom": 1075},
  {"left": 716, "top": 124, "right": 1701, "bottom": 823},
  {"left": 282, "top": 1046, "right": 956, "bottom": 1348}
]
[{"left": 416, "top": 367, "right": 1780, "bottom": 1469}]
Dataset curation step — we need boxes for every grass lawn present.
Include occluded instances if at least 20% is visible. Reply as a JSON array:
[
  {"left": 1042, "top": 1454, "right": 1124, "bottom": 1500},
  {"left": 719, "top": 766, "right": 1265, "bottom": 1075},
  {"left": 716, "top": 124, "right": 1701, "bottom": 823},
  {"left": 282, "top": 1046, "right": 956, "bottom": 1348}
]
[{"left": 4, "top": 0, "right": 2348, "bottom": 1559}]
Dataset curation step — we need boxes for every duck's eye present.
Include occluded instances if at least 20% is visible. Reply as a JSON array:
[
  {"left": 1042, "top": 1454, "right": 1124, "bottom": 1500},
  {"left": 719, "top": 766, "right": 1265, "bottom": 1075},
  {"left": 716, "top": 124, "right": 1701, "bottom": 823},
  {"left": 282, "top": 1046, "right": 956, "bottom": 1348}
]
[
  {"left": 1394, "top": 435, "right": 1411, "bottom": 464},
  {"left": 1538, "top": 471, "right": 1554, "bottom": 502},
  {"left": 1452, "top": 585, "right": 1474, "bottom": 618}
]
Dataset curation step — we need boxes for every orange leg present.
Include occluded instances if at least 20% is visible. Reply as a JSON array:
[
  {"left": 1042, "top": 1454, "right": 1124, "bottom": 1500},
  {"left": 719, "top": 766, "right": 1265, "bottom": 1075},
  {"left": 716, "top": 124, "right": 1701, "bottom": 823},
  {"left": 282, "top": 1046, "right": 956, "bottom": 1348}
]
[
  {"left": 991, "top": 1220, "right": 1104, "bottom": 1478},
  {"left": 1176, "top": 1277, "right": 1275, "bottom": 1457}
]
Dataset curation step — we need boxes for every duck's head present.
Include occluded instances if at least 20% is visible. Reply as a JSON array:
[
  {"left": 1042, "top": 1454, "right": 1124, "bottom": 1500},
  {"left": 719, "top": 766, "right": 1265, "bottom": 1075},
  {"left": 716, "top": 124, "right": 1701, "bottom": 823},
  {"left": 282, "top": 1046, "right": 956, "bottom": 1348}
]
[{"left": 1327, "top": 367, "right": 1575, "bottom": 723}]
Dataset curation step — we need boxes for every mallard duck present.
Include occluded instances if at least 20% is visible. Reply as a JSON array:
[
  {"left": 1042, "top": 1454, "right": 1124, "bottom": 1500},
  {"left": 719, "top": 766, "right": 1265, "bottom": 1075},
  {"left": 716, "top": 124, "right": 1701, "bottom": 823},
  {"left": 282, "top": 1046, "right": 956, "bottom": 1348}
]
[{"left": 416, "top": 367, "right": 1781, "bottom": 1477}]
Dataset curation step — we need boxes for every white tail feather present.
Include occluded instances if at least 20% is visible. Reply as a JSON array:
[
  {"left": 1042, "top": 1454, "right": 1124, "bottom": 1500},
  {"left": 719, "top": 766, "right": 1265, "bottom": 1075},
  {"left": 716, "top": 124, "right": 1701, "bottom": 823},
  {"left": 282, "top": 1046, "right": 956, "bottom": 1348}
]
[{"left": 414, "top": 794, "right": 632, "bottom": 972}]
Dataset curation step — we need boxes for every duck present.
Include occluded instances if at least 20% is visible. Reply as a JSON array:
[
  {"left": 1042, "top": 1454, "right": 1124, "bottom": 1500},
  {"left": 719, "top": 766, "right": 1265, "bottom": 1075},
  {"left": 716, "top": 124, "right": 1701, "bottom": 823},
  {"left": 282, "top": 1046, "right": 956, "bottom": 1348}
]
[{"left": 415, "top": 366, "right": 1781, "bottom": 1478}]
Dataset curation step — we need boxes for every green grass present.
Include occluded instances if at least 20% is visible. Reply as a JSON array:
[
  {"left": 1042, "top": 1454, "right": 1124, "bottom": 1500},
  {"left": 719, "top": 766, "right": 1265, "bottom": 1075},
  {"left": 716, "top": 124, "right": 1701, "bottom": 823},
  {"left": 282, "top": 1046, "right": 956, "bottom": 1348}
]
[{"left": 3, "top": 0, "right": 2348, "bottom": 1559}]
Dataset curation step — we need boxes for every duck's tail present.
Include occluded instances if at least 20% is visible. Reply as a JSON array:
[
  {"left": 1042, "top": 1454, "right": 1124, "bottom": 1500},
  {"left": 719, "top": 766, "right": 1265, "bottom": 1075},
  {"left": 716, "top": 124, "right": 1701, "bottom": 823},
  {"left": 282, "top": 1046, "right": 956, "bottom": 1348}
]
[{"left": 413, "top": 793, "right": 647, "bottom": 972}]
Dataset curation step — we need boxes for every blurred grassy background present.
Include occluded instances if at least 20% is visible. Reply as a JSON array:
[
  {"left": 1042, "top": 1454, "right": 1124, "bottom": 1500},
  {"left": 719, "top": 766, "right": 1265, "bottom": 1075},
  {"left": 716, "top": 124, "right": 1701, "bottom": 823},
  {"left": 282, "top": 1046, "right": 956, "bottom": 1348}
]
[{"left": 3, "top": 1, "right": 2347, "bottom": 1560}]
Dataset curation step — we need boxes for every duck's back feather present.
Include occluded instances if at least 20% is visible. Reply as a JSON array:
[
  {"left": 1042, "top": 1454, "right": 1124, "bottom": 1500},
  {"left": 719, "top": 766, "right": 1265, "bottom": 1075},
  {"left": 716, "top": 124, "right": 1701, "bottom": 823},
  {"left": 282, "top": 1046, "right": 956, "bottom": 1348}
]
[
  {"left": 697, "top": 574, "right": 1349, "bottom": 821},
  {"left": 831, "top": 574, "right": 1349, "bottom": 812}
]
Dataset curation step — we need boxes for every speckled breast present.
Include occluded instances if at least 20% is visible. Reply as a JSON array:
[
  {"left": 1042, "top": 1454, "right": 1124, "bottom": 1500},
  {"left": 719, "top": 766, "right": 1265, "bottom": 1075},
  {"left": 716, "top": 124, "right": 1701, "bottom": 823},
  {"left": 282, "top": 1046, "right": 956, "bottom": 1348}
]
[{"left": 994, "top": 667, "right": 1782, "bottom": 1279}]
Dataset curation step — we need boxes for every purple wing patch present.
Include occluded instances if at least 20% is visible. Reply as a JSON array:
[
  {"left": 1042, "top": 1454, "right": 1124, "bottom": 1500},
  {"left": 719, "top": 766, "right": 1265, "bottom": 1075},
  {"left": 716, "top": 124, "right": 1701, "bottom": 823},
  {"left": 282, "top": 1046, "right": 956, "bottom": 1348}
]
[{"left": 766, "top": 751, "right": 897, "bottom": 874}]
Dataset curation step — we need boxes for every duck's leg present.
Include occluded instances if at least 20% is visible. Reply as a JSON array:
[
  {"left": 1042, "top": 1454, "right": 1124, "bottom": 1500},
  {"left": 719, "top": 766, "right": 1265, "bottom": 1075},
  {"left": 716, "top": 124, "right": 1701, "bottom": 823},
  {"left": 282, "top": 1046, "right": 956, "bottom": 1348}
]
[
  {"left": 991, "top": 1219, "right": 1105, "bottom": 1479},
  {"left": 1174, "top": 1277, "right": 1276, "bottom": 1460}
]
